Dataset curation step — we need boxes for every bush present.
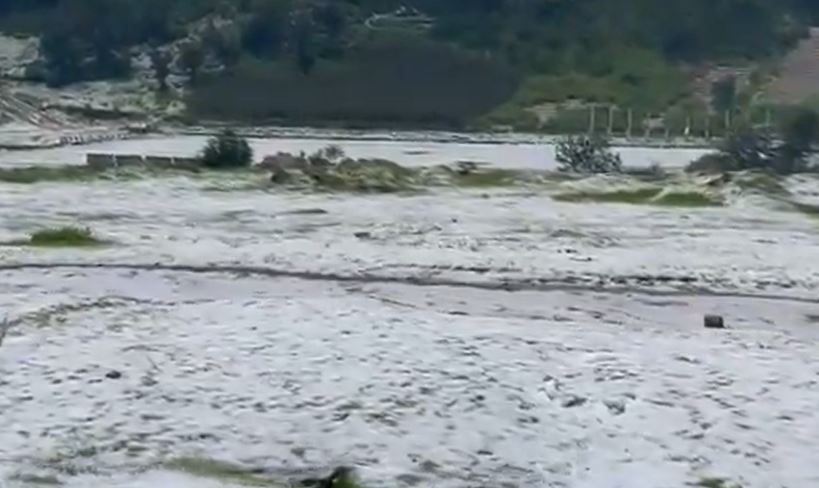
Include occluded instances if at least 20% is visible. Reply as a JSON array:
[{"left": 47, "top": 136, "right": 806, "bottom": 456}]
[
  {"left": 688, "top": 109, "right": 819, "bottom": 174},
  {"left": 200, "top": 130, "right": 253, "bottom": 169},
  {"left": 555, "top": 135, "right": 623, "bottom": 174}
]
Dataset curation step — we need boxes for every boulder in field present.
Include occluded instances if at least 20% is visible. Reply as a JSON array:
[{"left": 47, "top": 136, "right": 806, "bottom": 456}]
[{"left": 704, "top": 315, "right": 726, "bottom": 329}]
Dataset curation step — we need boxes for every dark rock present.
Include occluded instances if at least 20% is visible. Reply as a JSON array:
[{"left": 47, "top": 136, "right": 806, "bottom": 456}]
[
  {"left": 562, "top": 395, "right": 587, "bottom": 408},
  {"left": 105, "top": 370, "right": 123, "bottom": 380},
  {"left": 604, "top": 399, "right": 626, "bottom": 415},
  {"left": 354, "top": 231, "right": 373, "bottom": 240},
  {"left": 704, "top": 315, "right": 726, "bottom": 329},
  {"left": 455, "top": 161, "right": 479, "bottom": 176}
]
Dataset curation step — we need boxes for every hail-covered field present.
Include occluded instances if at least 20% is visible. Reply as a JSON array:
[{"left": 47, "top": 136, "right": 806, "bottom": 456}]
[{"left": 0, "top": 137, "right": 818, "bottom": 488}]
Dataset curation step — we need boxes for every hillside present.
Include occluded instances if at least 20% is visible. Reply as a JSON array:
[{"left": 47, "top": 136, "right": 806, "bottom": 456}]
[
  {"left": 767, "top": 28, "right": 819, "bottom": 105},
  {"left": 0, "top": 0, "right": 817, "bottom": 130}
]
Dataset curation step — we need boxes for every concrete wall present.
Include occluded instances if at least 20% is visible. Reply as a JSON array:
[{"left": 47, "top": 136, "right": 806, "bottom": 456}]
[
  {"left": 86, "top": 153, "right": 203, "bottom": 169},
  {"left": 114, "top": 154, "right": 145, "bottom": 167},
  {"left": 143, "top": 156, "right": 175, "bottom": 168},
  {"left": 86, "top": 153, "right": 116, "bottom": 169}
]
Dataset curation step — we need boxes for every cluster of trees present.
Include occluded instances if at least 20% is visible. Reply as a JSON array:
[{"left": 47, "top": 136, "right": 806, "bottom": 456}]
[
  {"left": 4, "top": 0, "right": 817, "bottom": 85},
  {"left": 2, "top": 0, "right": 819, "bottom": 124},
  {"left": 689, "top": 108, "right": 819, "bottom": 174},
  {"left": 8, "top": 0, "right": 357, "bottom": 86}
]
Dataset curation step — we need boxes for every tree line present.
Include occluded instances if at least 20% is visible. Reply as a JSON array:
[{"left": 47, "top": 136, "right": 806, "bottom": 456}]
[
  {"left": 1, "top": 0, "right": 816, "bottom": 85},
  {"left": 1, "top": 0, "right": 818, "bottom": 126}
]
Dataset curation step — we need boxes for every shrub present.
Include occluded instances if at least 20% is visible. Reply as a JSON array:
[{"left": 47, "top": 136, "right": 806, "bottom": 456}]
[
  {"left": 687, "top": 152, "right": 737, "bottom": 173},
  {"left": 721, "top": 129, "right": 778, "bottom": 170},
  {"left": 200, "top": 130, "right": 253, "bottom": 169},
  {"left": 555, "top": 135, "right": 623, "bottom": 174},
  {"left": 688, "top": 108, "right": 819, "bottom": 175},
  {"left": 778, "top": 107, "right": 819, "bottom": 173},
  {"left": 319, "top": 145, "right": 346, "bottom": 162}
]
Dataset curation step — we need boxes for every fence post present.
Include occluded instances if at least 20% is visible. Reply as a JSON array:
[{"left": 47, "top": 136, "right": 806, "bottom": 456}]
[
  {"left": 626, "top": 109, "right": 633, "bottom": 139},
  {"left": 705, "top": 114, "right": 711, "bottom": 140},
  {"left": 588, "top": 105, "right": 596, "bottom": 135},
  {"left": 608, "top": 105, "right": 615, "bottom": 136}
]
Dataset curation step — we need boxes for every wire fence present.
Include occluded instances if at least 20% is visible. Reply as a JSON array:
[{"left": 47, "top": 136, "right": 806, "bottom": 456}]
[{"left": 550, "top": 105, "right": 781, "bottom": 141}]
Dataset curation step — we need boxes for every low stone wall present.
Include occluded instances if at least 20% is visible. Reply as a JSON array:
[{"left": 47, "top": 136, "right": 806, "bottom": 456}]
[
  {"left": 86, "top": 153, "right": 116, "bottom": 169},
  {"left": 115, "top": 154, "right": 146, "bottom": 167},
  {"left": 85, "top": 153, "right": 203, "bottom": 169}
]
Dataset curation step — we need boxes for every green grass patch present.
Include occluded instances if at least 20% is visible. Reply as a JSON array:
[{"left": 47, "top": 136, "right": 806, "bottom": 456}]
[
  {"left": 188, "top": 34, "right": 518, "bottom": 128},
  {"left": 792, "top": 201, "right": 819, "bottom": 217},
  {"left": 654, "top": 191, "right": 722, "bottom": 207},
  {"left": 165, "top": 458, "right": 281, "bottom": 487},
  {"left": 7, "top": 226, "right": 106, "bottom": 248},
  {"left": 8, "top": 473, "right": 61, "bottom": 486},
  {"left": 734, "top": 173, "right": 790, "bottom": 196},
  {"left": 0, "top": 166, "right": 99, "bottom": 184},
  {"left": 692, "top": 477, "right": 742, "bottom": 488},
  {"left": 0, "top": 164, "right": 207, "bottom": 185},
  {"left": 552, "top": 187, "right": 662, "bottom": 204},
  {"left": 480, "top": 47, "right": 689, "bottom": 132},
  {"left": 454, "top": 168, "right": 520, "bottom": 187},
  {"left": 552, "top": 187, "right": 721, "bottom": 207}
]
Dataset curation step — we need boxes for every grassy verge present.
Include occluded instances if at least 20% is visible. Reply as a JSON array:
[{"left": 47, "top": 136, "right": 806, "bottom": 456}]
[
  {"left": 653, "top": 191, "right": 722, "bottom": 207},
  {"left": 454, "top": 168, "right": 522, "bottom": 187},
  {"left": 0, "top": 164, "right": 206, "bottom": 185},
  {"left": 552, "top": 187, "right": 661, "bottom": 204},
  {"left": 0, "top": 166, "right": 100, "bottom": 184},
  {"left": 733, "top": 173, "right": 790, "bottom": 196},
  {"left": 552, "top": 187, "right": 722, "bottom": 207}
]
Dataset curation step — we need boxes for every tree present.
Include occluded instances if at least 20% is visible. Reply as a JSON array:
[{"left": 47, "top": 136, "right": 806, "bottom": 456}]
[
  {"left": 178, "top": 40, "right": 205, "bottom": 84},
  {"left": 200, "top": 129, "right": 253, "bottom": 168},
  {"left": 556, "top": 135, "right": 623, "bottom": 174},
  {"left": 202, "top": 20, "right": 242, "bottom": 68},
  {"left": 41, "top": 31, "right": 84, "bottom": 87},
  {"left": 778, "top": 107, "right": 819, "bottom": 173},
  {"left": 241, "top": 0, "right": 289, "bottom": 58},
  {"left": 688, "top": 111, "right": 818, "bottom": 175},
  {"left": 315, "top": 2, "right": 346, "bottom": 40},
  {"left": 149, "top": 47, "right": 172, "bottom": 93},
  {"left": 711, "top": 76, "right": 737, "bottom": 114},
  {"left": 291, "top": 11, "right": 317, "bottom": 74},
  {"left": 720, "top": 128, "right": 777, "bottom": 171}
]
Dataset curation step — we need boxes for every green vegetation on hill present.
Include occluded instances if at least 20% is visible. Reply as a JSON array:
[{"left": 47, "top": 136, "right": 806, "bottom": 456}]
[
  {"left": 1, "top": 0, "right": 819, "bottom": 127},
  {"left": 188, "top": 34, "right": 517, "bottom": 127}
]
